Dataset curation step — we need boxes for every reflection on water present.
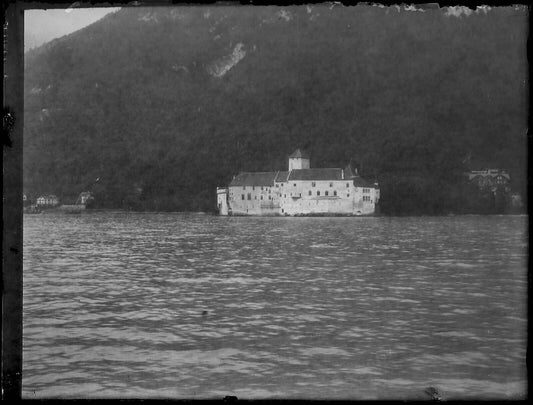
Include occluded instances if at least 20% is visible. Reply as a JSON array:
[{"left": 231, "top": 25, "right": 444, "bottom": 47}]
[{"left": 23, "top": 213, "right": 527, "bottom": 399}]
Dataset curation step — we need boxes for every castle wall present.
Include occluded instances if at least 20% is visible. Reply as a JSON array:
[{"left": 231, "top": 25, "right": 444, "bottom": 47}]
[
  {"left": 277, "top": 180, "right": 378, "bottom": 216},
  {"left": 219, "top": 150, "right": 379, "bottom": 216},
  {"left": 224, "top": 180, "right": 378, "bottom": 216},
  {"left": 228, "top": 185, "right": 281, "bottom": 215},
  {"left": 216, "top": 188, "right": 229, "bottom": 215}
]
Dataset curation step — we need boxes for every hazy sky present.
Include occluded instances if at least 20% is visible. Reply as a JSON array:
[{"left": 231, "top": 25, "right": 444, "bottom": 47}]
[{"left": 24, "top": 7, "right": 121, "bottom": 52}]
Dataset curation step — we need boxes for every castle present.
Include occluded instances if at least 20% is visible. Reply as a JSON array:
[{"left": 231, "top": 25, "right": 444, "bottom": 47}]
[{"left": 216, "top": 149, "right": 380, "bottom": 216}]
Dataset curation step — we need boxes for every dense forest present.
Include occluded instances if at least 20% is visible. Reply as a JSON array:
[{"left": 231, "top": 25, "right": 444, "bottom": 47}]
[{"left": 23, "top": 5, "right": 528, "bottom": 214}]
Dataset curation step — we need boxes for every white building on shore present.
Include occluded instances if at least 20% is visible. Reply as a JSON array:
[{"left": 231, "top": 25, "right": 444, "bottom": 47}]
[
  {"left": 217, "top": 149, "right": 380, "bottom": 216},
  {"left": 36, "top": 194, "right": 59, "bottom": 207}
]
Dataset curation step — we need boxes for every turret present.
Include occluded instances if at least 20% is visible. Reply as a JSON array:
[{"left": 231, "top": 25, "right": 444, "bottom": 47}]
[{"left": 288, "top": 149, "right": 310, "bottom": 171}]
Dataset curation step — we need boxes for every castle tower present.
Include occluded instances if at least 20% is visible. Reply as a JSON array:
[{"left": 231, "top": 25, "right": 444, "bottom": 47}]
[{"left": 288, "top": 149, "right": 310, "bottom": 171}]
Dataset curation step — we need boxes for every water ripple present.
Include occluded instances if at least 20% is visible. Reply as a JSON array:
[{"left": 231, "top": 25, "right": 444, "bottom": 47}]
[{"left": 23, "top": 213, "right": 527, "bottom": 399}]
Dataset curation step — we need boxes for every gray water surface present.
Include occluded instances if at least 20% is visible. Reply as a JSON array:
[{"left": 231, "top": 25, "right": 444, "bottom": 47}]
[{"left": 22, "top": 212, "right": 528, "bottom": 399}]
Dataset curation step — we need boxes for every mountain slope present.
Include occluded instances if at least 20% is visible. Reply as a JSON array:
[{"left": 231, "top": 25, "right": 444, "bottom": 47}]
[{"left": 23, "top": 5, "right": 528, "bottom": 213}]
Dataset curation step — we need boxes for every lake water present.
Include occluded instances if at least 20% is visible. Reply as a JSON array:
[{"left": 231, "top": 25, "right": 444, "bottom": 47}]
[{"left": 22, "top": 212, "right": 528, "bottom": 400}]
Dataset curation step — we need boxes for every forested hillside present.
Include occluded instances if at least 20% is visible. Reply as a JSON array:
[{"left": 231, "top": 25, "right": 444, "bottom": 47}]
[{"left": 23, "top": 5, "right": 528, "bottom": 214}]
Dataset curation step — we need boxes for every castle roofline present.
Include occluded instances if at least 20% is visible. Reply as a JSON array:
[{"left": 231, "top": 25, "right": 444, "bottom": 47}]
[
  {"left": 288, "top": 168, "right": 343, "bottom": 181},
  {"left": 229, "top": 172, "right": 278, "bottom": 187},
  {"left": 288, "top": 149, "right": 310, "bottom": 159}
]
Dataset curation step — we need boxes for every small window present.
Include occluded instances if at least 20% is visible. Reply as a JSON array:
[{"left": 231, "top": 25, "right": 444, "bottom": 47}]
[
  {"left": 254, "top": 196, "right": 257, "bottom": 200},
  {"left": 294, "top": 183, "right": 297, "bottom": 187},
  {"left": 329, "top": 182, "right": 333, "bottom": 187},
  {"left": 308, "top": 190, "right": 312, "bottom": 196},
  {"left": 268, "top": 196, "right": 271, "bottom": 200},
  {"left": 247, "top": 193, "right": 251, "bottom": 200},
  {"left": 346, "top": 183, "right": 349, "bottom": 188},
  {"left": 260, "top": 196, "right": 263, "bottom": 200},
  {"left": 284, "top": 194, "right": 286, "bottom": 198},
  {"left": 312, "top": 182, "right": 316, "bottom": 187},
  {"left": 347, "top": 194, "right": 350, "bottom": 198},
  {"left": 334, "top": 191, "right": 337, "bottom": 196},
  {"left": 241, "top": 194, "right": 245, "bottom": 200},
  {"left": 261, "top": 186, "right": 264, "bottom": 190},
  {"left": 325, "top": 191, "right": 329, "bottom": 196},
  {"left": 317, "top": 191, "right": 320, "bottom": 196}
]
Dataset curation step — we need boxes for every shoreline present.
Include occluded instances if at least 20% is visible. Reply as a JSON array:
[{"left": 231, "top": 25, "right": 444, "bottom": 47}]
[{"left": 24, "top": 208, "right": 527, "bottom": 218}]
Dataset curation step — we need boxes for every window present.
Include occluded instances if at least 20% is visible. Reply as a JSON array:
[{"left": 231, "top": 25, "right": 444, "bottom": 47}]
[
  {"left": 261, "top": 196, "right": 263, "bottom": 200},
  {"left": 247, "top": 193, "right": 251, "bottom": 200},
  {"left": 329, "top": 182, "right": 333, "bottom": 187},
  {"left": 261, "top": 186, "right": 264, "bottom": 190},
  {"left": 241, "top": 195, "right": 245, "bottom": 200},
  {"left": 346, "top": 183, "right": 349, "bottom": 188},
  {"left": 312, "top": 182, "right": 316, "bottom": 187},
  {"left": 254, "top": 196, "right": 257, "bottom": 200},
  {"left": 317, "top": 191, "right": 321, "bottom": 196},
  {"left": 347, "top": 194, "right": 350, "bottom": 198},
  {"left": 294, "top": 183, "right": 297, "bottom": 187},
  {"left": 325, "top": 191, "right": 329, "bottom": 196},
  {"left": 284, "top": 194, "right": 286, "bottom": 198},
  {"left": 334, "top": 191, "right": 337, "bottom": 196},
  {"left": 252, "top": 186, "right": 255, "bottom": 191},
  {"left": 308, "top": 190, "right": 312, "bottom": 196}
]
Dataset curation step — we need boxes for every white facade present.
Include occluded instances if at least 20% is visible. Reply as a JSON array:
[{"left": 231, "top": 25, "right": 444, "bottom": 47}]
[
  {"left": 288, "top": 157, "right": 310, "bottom": 171},
  {"left": 217, "top": 187, "right": 230, "bottom": 215},
  {"left": 217, "top": 150, "right": 380, "bottom": 216},
  {"left": 279, "top": 180, "right": 378, "bottom": 216},
  {"left": 36, "top": 195, "right": 59, "bottom": 207},
  {"left": 79, "top": 192, "right": 93, "bottom": 204},
  {"left": 227, "top": 185, "right": 280, "bottom": 216}
]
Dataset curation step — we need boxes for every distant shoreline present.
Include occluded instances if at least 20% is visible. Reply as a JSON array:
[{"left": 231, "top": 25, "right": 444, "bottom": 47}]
[{"left": 25, "top": 208, "right": 527, "bottom": 217}]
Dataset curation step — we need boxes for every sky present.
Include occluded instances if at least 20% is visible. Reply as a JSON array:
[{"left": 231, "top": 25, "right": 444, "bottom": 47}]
[{"left": 24, "top": 7, "right": 121, "bottom": 52}]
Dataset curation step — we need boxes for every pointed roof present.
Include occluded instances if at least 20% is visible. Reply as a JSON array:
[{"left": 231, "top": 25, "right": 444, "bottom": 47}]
[
  {"left": 352, "top": 176, "right": 377, "bottom": 188},
  {"left": 275, "top": 171, "right": 290, "bottom": 182},
  {"left": 288, "top": 168, "right": 343, "bottom": 181},
  {"left": 289, "top": 149, "right": 310, "bottom": 159},
  {"left": 229, "top": 172, "right": 278, "bottom": 187}
]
